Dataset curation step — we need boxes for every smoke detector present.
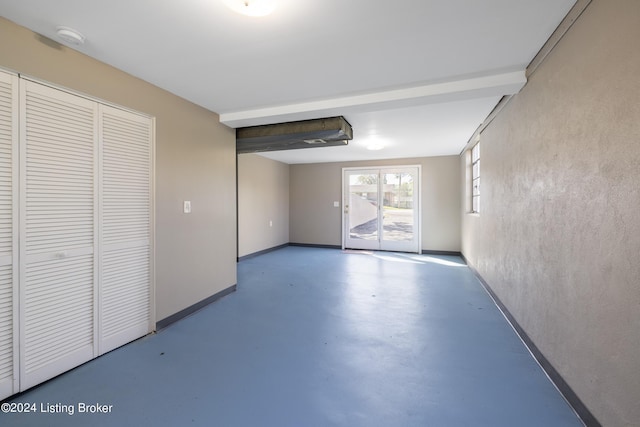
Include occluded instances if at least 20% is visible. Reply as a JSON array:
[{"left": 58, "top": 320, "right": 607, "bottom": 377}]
[{"left": 56, "top": 26, "right": 85, "bottom": 45}]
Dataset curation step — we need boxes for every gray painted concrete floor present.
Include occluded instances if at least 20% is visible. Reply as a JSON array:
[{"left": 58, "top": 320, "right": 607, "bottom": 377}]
[{"left": 1, "top": 247, "right": 583, "bottom": 426}]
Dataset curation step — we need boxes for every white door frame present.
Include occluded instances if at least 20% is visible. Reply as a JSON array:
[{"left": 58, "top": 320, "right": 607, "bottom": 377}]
[{"left": 342, "top": 165, "right": 421, "bottom": 253}]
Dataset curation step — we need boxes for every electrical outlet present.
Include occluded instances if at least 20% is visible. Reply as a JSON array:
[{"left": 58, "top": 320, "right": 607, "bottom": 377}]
[{"left": 333, "top": 201, "right": 340, "bottom": 207}]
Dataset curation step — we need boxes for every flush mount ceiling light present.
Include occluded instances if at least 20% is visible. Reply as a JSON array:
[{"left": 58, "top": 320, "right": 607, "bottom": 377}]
[
  {"left": 366, "top": 142, "right": 385, "bottom": 151},
  {"left": 56, "top": 26, "right": 85, "bottom": 45},
  {"left": 363, "top": 135, "right": 386, "bottom": 151},
  {"left": 222, "top": 0, "right": 277, "bottom": 17}
]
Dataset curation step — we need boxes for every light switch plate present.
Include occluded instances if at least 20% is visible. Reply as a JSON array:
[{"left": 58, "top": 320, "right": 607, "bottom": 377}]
[
  {"left": 183, "top": 200, "right": 191, "bottom": 214},
  {"left": 333, "top": 201, "right": 340, "bottom": 207}
]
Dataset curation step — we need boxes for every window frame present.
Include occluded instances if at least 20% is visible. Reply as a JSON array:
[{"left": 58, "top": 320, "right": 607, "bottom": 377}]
[{"left": 470, "top": 142, "right": 480, "bottom": 213}]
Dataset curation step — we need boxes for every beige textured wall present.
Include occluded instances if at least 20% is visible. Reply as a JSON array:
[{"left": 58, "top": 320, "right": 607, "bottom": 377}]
[
  {"left": 238, "top": 154, "right": 289, "bottom": 257},
  {"left": 0, "top": 17, "right": 237, "bottom": 322},
  {"left": 291, "top": 156, "right": 460, "bottom": 251},
  {"left": 460, "top": 1, "right": 640, "bottom": 425}
]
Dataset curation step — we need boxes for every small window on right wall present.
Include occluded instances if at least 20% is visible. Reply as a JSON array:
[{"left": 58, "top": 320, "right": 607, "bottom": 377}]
[{"left": 471, "top": 142, "right": 480, "bottom": 213}]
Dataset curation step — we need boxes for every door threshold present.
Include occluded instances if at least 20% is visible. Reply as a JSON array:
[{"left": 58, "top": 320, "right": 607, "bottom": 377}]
[{"left": 342, "top": 249, "right": 374, "bottom": 255}]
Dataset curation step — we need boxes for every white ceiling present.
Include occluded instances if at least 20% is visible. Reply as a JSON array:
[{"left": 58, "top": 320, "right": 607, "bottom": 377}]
[{"left": 0, "top": 0, "right": 576, "bottom": 164}]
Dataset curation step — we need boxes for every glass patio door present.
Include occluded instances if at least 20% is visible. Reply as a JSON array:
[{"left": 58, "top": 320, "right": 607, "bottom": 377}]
[{"left": 343, "top": 166, "right": 420, "bottom": 253}]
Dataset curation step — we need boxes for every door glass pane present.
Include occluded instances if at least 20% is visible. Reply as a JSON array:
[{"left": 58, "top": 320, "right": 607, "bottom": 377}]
[
  {"left": 382, "top": 172, "right": 414, "bottom": 241},
  {"left": 348, "top": 173, "right": 378, "bottom": 240}
]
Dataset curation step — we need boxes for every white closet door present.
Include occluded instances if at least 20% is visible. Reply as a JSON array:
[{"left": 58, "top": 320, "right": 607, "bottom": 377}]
[
  {"left": 19, "top": 80, "right": 98, "bottom": 390},
  {"left": 0, "top": 71, "right": 18, "bottom": 400},
  {"left": 99, "top": 105, "right": 153, "bottom": 354}
]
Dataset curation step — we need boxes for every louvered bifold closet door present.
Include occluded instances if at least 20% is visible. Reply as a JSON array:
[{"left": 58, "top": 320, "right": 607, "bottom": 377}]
[
  {"left": 0, "top": 71, "right": 18, "bottom": 400},
  {"left": 19, "top": 80, "right": 98, "bottom": 390},
  {"left": 99, "top": 105, "right": 153, "bottom": 355}
]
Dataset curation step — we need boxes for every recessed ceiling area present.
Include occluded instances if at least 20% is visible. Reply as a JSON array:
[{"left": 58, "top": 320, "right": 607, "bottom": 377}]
[
  {"left": 0, "top": 0, "right": 577, "bottom": 164},
  {"left": 257, "top": 96, "right": 502, "bottom": 164}
]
